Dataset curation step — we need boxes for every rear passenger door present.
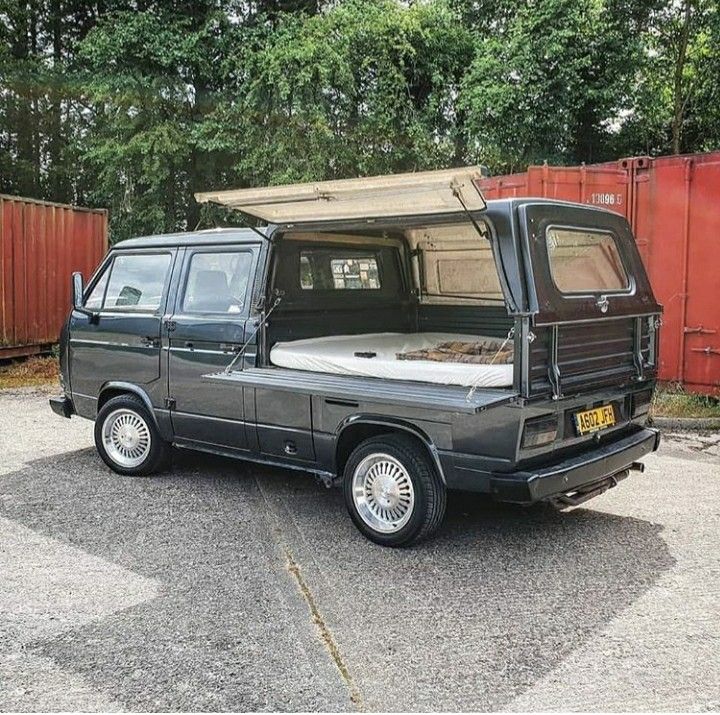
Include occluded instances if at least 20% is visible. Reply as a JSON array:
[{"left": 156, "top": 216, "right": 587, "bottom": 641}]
[{"left": 167, "top": 244, "right": 260, "bottom": 451}]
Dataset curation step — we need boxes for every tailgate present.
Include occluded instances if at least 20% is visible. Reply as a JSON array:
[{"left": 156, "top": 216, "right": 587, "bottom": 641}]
[{"left": 518, "top": 202, "right": 661, "bottom": 398}]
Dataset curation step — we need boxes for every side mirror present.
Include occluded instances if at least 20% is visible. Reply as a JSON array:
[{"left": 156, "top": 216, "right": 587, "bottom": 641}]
[
  {"left": 72, "top": 272, "right": 84, "bottom": 311},
  {"left": 72, "top": 272, "right": 98, "bottom": 322}
]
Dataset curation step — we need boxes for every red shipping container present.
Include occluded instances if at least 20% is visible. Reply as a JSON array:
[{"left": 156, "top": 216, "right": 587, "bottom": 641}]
[
  {"left": 478, "top": 153, "right": 720, "bottom": 395},
  {"left": 0, "top": 195, "right": 108, "bottom": 359}
]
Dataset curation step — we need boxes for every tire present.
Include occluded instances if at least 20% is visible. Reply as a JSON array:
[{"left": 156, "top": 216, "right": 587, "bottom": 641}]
[
  {"left": 94, "top": 394, "right": 170, "bottom": 476},
  {"left": 343, "top": 434, "right": 446, "bottom": 547}
]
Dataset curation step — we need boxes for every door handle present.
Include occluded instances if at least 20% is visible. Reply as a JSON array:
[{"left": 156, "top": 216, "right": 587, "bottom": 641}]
[
  {"left": 184, "top": 341, "right": 195, "bottom": 350},
  {"left": 141, "top": 336, "right": 160, "bottom": 348}
]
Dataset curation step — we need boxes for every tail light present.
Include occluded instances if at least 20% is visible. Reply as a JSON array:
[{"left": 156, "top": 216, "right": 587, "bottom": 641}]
[
  {"left": 521, "top": 414, "right": 558, "bottom": 448},
  {"left": 632, "top": 389, "right": 653, "bottom": 417}
]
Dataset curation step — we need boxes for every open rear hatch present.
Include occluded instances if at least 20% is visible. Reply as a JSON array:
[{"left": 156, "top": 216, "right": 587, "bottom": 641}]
[{"left": 517, "top": 202, "right": 662, "bottom": 399}]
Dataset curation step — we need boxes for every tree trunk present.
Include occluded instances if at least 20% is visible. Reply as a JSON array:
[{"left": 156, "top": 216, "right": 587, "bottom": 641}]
[
  {"left": 671, "top": 0, "right": 694, "bottom": 155},
  {"left": 48, "top": 0, "right": 67, "bottom": 202}
]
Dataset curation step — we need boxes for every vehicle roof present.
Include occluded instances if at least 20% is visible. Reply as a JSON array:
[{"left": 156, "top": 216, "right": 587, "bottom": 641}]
[
  {"left": 112, "top": 198, "right": 619, "bottom": 249},
  {"left": 114, "top": 227, "right": 269, "bottom": 249}
]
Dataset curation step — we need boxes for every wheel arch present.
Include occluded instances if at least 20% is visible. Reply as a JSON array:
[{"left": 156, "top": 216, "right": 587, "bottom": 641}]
[
  {"left": 96, "top": 382, "right": 169, "bottom": 437},
  {"left": 334, "top": 415, "right": 447, "bottom": 484}
]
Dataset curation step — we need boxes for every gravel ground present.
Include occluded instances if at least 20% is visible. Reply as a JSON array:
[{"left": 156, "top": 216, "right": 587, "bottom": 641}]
[{"left": 0, "top": 388, "right": 718, "bottom": 712}]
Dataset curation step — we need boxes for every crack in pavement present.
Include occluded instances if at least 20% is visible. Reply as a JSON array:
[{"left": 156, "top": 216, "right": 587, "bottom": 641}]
[
  {"left": 253, "top": 474, "right": 364, "bottom": 711},
  {"left": 284, "top": 547, "right": 364, "bottom": 710}
]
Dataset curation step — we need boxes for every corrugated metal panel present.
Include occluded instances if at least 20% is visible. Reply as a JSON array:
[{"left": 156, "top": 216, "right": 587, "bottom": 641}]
[
  {"left": 632, "top": 154, "right": 720, "bottom": 395},
  {"left": 479, "top": 152, "right": 720, "bottom": 395},
  {"left": 0, "top": 195, "right": 108, "bottom": 357},
  {"left": 477, "top": 159, "right": 633, "bottom": 213}
]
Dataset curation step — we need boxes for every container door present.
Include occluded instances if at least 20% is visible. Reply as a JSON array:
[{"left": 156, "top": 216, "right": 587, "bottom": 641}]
[
  {"left": 167, "top": 244, "right": 260, "bottom": 450},
  {"left": 681, "top": 157, "right": 720, "bottom": 391},
  {"left": 68, "top": 251, "right": 174, "bottom": 413}
]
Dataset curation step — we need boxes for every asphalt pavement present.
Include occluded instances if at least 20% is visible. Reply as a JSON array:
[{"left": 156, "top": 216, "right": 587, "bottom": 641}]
[{"left": 0, "top": 387, "right": 718, "bottom": 712}]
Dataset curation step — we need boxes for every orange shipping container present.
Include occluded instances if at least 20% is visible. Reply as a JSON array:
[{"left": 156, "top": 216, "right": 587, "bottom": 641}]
[
  {"left": 478, "top": 153, "right": 720, "bottom": 395},
  {"left": 0, "top": 195, "right": 108, "bottom": 359}
]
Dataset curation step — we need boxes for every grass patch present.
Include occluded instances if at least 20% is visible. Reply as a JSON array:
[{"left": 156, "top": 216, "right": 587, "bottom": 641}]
[
  {"left": 651, "top": 384, "right": 720, "bottom": 419},
  {"left": 0, "top": 356, "right": 59, "bottom": 389}
]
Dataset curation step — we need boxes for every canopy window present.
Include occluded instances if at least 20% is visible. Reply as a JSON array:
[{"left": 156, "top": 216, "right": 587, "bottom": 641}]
[
  {"left": 546, "top": 227, "right": 629, "bottom": 294},
  {"left": 406, "top": 222, "right": 504, "bottom": 305}
]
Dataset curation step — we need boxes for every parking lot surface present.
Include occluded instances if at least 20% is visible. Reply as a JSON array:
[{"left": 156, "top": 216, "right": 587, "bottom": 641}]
[{"left": 1, "top": 388, "right": 719, "bottom": 712}]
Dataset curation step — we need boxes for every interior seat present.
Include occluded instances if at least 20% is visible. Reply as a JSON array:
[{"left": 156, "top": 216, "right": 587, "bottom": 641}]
[{"left": 187, "top": 269, "right": 233, "bottom": 313}]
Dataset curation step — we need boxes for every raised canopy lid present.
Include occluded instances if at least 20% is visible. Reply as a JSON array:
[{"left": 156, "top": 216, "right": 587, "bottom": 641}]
[{"left": 194, "top": 166, "right": 487, "bottom": 224}]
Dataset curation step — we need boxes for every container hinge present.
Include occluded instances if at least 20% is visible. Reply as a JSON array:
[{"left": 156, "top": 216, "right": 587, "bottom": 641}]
[
  {"left": 164, "top": 397, "right": 176, "bottom": 410},
  {"left": 684, "top": 325, "right": 716, "bottom": 335},
  {"left": 691, "top": 346, "right": 720, "bottom": 356}
]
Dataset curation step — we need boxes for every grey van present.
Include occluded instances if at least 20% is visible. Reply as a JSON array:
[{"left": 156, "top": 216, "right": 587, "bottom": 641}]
[{"left": 50, "top": 168, "right": 661, "bottom": 546}]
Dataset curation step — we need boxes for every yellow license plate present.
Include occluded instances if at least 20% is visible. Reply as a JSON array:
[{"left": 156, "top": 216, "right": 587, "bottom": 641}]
[{"left": 574, "top": 405, "right": 616, "bottom": 435}]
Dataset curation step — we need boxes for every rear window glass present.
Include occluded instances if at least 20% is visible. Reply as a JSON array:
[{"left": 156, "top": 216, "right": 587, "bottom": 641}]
[
  {"left": 300, "top": 251, "right": 381, "bottom": 290},
  {"left": 546, "top": 228, "right": 629, "bottom": 293}
]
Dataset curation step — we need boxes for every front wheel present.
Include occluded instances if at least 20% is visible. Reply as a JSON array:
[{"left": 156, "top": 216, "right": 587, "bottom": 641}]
[
  {"left": 343, "top": 434, "right": 446, "bottom": 547},
  {"left": 94, "top": 394, "right": 170, "bottom": 476}
]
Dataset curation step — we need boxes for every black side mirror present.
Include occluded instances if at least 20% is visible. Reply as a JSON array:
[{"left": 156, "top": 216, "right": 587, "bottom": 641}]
[{"left": 72, "top": 272, "right": 98, "bottom": 322}]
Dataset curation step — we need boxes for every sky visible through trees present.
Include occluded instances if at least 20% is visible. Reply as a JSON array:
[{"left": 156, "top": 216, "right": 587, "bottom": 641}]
[{"left": 1, "top": 0, "right": 718, "bottom": 242}]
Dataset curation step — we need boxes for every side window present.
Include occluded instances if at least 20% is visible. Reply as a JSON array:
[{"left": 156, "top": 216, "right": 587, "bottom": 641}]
[
  {"left": 411, "top": 222, "right": 503, "bottom": 303},
  {"left": 84, "top": 263, "right": 110, "bottom": 310},
  {"left": 299, "top": 249, "right": 381, "bottom": 290},
  {"left": 103, "top": 253, "right": 172, "bottom": 311},
  {"left": 182, "top": 250, "right": 254, "bottom": 314}
]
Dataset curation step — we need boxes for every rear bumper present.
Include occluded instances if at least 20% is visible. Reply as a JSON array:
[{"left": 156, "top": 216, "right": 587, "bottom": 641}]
[
  {"left": 490, "top": 428, "right": 661, "bottom": 504},
  {"left": 49, "top": 395, "right": 75, "bottom": 418}
]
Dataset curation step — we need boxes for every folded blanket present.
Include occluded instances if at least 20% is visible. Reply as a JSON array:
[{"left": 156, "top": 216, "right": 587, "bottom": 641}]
[{"left": 396, "top": 339, "right": 513, "bottom": 365}]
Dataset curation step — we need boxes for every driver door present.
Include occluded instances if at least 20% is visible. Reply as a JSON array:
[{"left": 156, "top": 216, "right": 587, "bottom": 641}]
[{"left": 167, "top": 244, "right": 260, "bottom": 450}]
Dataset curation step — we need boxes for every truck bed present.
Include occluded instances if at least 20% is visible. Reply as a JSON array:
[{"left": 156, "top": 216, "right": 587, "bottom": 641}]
[{"left": 204, "top": 367, "right": 516, "bottom": 414}]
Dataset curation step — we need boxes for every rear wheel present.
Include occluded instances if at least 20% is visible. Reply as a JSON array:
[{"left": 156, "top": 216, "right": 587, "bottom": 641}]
[
  {"left": 343, "top": 434, "right": 446, "bottom": 547},
  {"left": 94, "top": 394, "right": 170, "bottom": 476}
]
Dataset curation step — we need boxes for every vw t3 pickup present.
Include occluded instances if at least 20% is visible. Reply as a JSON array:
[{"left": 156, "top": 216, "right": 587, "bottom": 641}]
[{"left": 50, "top": 167, "right": 661, "bottom": 546}]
